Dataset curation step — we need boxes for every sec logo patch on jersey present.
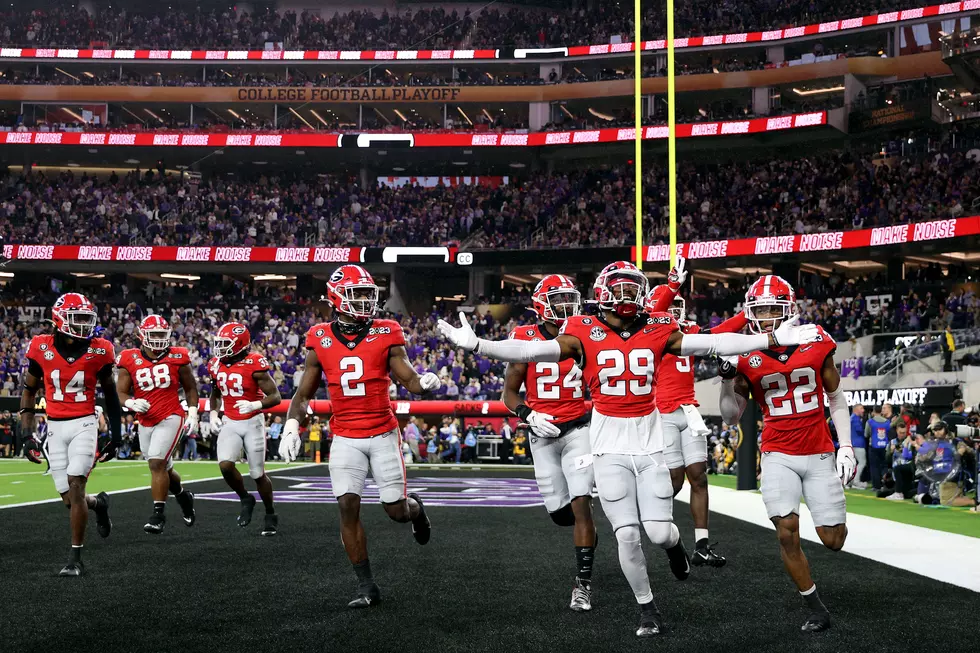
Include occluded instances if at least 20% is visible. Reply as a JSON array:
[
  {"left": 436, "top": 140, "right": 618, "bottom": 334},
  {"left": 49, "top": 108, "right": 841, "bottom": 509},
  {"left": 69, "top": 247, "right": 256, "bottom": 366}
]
[
  {"left": 43, "top": 351, "right": 54, "bottom": 360},
  {"left": 320, "top": 337, "right": 333, "bottom": 348},
  {"left": 749, "top": 355, "right": 763, "bottom": 368},
  {"left": 589, "top": 326, "right": 606, "bottom": 342}
]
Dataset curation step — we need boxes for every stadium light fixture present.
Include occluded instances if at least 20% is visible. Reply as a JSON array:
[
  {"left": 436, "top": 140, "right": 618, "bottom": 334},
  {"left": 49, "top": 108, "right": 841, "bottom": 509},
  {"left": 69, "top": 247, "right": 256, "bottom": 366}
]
[
  {"left": 160, "top": 273, "right": 201, "bottom": 281},
  {"left": 791, "top": 86, "right": 844, "bottom": 96},
  {"left": 310, "top": 109, "right": 328, "bottom": 126}
]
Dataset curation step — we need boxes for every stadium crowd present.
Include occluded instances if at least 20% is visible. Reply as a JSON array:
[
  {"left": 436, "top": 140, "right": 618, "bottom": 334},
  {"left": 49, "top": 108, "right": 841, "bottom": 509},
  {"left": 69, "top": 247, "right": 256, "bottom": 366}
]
[
  {"left": 0, "top": 141, "right": 975, "bottom": 250},
  {"left": 0, "top": 1, "right": 934, "bottom": 49}
]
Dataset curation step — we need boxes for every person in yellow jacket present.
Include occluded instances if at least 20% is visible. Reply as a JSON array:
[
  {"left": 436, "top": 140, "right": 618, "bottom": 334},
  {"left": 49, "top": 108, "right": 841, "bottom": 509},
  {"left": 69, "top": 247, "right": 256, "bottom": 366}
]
[
  {"left": 513, "top": 428, "right": 528, "bottom": 465},
  {"left": 309, "top": 418, "right": 322, "bottom": 462},
  {"left": 941, "top": 324, "right": 956, "bottom": 372}
]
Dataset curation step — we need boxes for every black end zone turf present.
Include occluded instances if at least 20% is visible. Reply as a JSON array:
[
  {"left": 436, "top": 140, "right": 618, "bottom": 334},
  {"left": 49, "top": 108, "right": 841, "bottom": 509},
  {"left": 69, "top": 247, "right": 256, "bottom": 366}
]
[{"left": 0, "top": 466, "right": 971, "bottom": 653}]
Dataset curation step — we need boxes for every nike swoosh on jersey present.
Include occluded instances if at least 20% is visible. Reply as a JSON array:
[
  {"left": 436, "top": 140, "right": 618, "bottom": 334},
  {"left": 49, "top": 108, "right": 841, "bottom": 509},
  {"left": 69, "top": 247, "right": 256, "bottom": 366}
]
[{"left": 366, "top": 337, "right": 379, "bottom": 343}]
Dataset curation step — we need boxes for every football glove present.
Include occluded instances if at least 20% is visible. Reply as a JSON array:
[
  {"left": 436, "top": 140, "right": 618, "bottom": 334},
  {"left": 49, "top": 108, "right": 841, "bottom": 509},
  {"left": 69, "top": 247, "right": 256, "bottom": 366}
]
[
  {"left": 836, "top": 446, "right": 857, "bottom": 484},
  {"left": 279, "top": 419, "right": 303, "bottom": 463},
  {"left": 666, "top": 255, "right": 688, "bottom": 291},
  {"left": 525, "top": 411, "right": 561, "bottom": 438},
  {"left": 184, "top": 407, "right": 199, "bottom": 436},
  {"left": 124, "top": 398, "right": 151, "bottom": 413},
  {"left": 716, "top": 356, "right": 739, "bottom": 380},
  {"left": 771, "top": 315, "right": 819, "bottom": 347},
  {"left": 436, "top": 312, "right": 479, "bottom": 351},
  {"left": 210, "top": 410, "right": 222, "bottom": 432},
  {"left": 25, "top": 437, "right": 44, "bottom": 464},
  {"left": 234, "top": 400, "right": 263, "bottom": 415},
  {"left": 419, "top": 372, "right": 441, "bottom": 393},
  {"left": 98, "top": 440, "right": 118, "bottom": 463}
]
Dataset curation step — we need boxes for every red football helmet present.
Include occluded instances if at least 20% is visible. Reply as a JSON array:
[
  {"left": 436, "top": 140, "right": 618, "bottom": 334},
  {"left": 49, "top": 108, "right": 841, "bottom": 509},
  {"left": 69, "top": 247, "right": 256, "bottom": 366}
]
[
  {"left": 744, "top": 275, "right": 798, "bottom": 334},
  {"left": 138, "top": 314, "right": 172, "bottom": 352},
  {"left": 326, "top": 264, "right": 379, "bottom": 320},
  {"left": 646, "top": 284, "right": 686, "bottom": 322},
  {"left": 531, "top": 274, "right": 581, "bottom": 325},
  {"left": 212, "top": 322, "right": 251, "bottom": 359},
  {"left": 51, "top": 293, "right": 97, "bottom": 340},
  {"left": 594, "top": 261, "right": 647, "bottom": 317}
]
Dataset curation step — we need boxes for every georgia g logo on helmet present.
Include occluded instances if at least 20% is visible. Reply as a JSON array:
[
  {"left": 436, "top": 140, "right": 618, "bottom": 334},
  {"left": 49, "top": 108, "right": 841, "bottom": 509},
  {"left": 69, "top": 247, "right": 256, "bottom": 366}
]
[
  {"left": 326, "top": 264, "right": 380, "bottom": 321},
  {"left": 51, "top": 293, "right": 98, "bottom": 340},
  {"left": 212, "top": 322, "right": 251, "bottom": 360}
]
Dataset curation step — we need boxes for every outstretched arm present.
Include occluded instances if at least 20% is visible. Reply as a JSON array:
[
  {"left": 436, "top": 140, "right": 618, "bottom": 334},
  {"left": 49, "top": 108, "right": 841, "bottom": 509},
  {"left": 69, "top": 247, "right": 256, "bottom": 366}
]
[
  {"left": 669, "top": 315, "right": 817, "bottom": 357},
  {"left": 437, "top": 312, "right": 583, "bottom": 363}
]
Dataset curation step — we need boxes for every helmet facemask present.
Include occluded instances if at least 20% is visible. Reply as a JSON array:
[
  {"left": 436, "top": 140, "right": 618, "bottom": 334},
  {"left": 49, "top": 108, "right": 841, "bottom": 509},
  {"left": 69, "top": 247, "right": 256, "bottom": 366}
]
[
  {"left": 540, "top": 288, "right": 581, "bottom": 326},
  {"left": 338, "top": 284, "right": 379, "bottom": 320},
  {"left": 140, "top": 326, "right": 172, "bottom": 352},
  {"left": 60, "top": 308, "right": 97, "bottom": 339},
  {"left": 600, "top": 271, "right": 646, "bottom": 318},
  {"left": 745, "top": 300, "right": 797, "bottom": 334}
]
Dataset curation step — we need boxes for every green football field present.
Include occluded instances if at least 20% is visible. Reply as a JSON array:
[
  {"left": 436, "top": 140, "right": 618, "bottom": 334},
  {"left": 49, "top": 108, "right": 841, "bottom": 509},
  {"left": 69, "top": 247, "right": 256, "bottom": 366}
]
[{"left": 1, "top": 459, "right": 977, "bottom": 538}]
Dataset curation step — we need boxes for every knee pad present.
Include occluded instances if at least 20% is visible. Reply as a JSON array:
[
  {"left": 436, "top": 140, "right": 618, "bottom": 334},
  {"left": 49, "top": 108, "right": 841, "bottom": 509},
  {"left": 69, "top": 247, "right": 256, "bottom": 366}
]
[
  {"left": 549, "top": 503, "right": 576, "bottom": 527},
  {"left": 615, "top": 524, "right": 642, "bottom": 547},
  {"left": 642, "top": 520, "right": 679, "bottom": 548}
]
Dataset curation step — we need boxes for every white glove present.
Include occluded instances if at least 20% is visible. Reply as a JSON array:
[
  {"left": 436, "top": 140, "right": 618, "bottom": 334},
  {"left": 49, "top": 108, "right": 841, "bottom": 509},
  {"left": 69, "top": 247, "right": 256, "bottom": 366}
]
[
  {"left": 279, "top": 418, "right": 303, "bottom": 463},
  {"left": 419, "top": 372, "right": 440, "bottom": 392},
  {"left": 234, "top": 400, "right": 263, "bottom": 415},
  {"left": 184, "top": 407, "right": 199, "bottom": 435},
  {"left": 125, "top": 398, "right": 151, "bottom": 413},
  {"left": 210, "top": 410, "right": 222, "bottom": 432},
  {"left": 525, "top": 411, "right": 561, "bottom": 438},
  {"left": 436, "top": 311, "right": 479, "bottom": 351},
  {"left": 772, "top": 315, "right": 819, "bottom": 347},
  {"left": 836, "top": 446, "right": 857, "bottom": 484},
  {"left": 667, "top": 255, "right": 688, "bottom": 290}
]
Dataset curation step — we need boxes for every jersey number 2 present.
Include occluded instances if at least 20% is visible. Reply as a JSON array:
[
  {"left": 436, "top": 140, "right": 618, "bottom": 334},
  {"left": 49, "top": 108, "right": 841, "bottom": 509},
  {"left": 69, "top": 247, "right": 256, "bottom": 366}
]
[
  {"left": 761, "top": 368, "right": 819, "bottom": 416},
  {"left": 339, "top": 357, "right": 366, "bottom": 397},
  {"left": 50, "top": 369, "right": 87, "bottom": 402}
]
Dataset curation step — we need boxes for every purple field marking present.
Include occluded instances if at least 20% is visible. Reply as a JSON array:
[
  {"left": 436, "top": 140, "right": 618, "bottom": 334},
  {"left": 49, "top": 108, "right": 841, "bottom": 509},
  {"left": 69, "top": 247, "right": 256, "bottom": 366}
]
[{"left": 195, "top": 476, "right": 545, "bottom": 508}]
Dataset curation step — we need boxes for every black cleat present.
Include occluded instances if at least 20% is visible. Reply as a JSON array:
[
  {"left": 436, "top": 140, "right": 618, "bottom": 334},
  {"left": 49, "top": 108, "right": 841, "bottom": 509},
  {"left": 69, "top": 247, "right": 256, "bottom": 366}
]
[
  {"left": 665, "top": 540, "right": 691, "bottom": 580},
  {"left": 94, "top": 492, "right": 112, "bottom": 538},
  {"left": 237, "top": 494, "right": 256, "bottom": 528},
  {"left": 802, "top": 610, "right": 832, "bottom": 632},
  {"left": 408, "top": 492, "right": 431, "bottom": 545},
  {"left": 691, "top": 542, "right": 727, "bottom": 568},
  {"left": 636, "top": 603, "right": 662, "bottom": 637},
  {"left": 59, "top": 561, "right": 84, "bottom": 577},
  {"left": 261, "top": 513, "right": 278, "bottom": 536},
  {"left": 143, "top": 512, "right": 166, "bottom": 534},
  {"left": 175, "top": 490, "right": 196, "bottom": 526},
  {"left": 347, "top": 583, "right": 382, "bottom": 608}
]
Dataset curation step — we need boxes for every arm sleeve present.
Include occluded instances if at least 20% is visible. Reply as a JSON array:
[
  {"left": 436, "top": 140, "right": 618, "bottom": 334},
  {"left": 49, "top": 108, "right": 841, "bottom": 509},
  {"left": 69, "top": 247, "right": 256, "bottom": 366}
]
[
  {"left": 708, "top": 312, "right": 749, "bottom": 334},
  {"left": 719, "top": 379, "right": 747, "bottom": 425},
  {"left": 680, "top": 332, "right": 769, "bottom": 357},
  {"left": 474, "top": 337, "right": 561, "bottom": 363},
  {"left": 99, "top": 364, "right": 122, "bottom": 443},
  {"left": 652, "top": 286, "right": 678, "bottom": 314},
  {"left": 826, "top": 385, "right": 851, "bottom": 447}
]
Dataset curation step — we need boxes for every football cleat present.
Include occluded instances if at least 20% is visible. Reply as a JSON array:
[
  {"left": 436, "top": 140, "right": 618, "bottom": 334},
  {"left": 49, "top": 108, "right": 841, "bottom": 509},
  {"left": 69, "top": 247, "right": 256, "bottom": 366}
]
[
  {"left": 691, "top": 542, "right": 727, "bottom": 568},
  {"left": 665, "top": 540, "right": 691, "bottom": 580},
  {"left": 143, "top": 513, "right": 166, "bottom": 535},
  {"left": 59, "top": 561, "right": 84, "bottom": 577},
  {"left": 347, "top": 583, "right": 382, "bottom": 609},
  {"left": 802, "top": 610, "right": 832, "bottom": 633},
  {"left": 408, "top": 492, "right": 431, "bottom": 545},
  {"left": 94, "top": 492, "right": 112, "bottom": 538},
  {"left": 569, "top": 577, "right": 592, "bottom": 612},
  {"left": 237, "top": 494, "right": 256, "bottom": 528},
  {"left": 176, "top": 490, "right": 196, "bottom": 526},
  {"left": 636, "top": 603, "right": 662, "bottom": 637},
  {"left": 261, "top": 514, "right": 278, "bottom": 537}
]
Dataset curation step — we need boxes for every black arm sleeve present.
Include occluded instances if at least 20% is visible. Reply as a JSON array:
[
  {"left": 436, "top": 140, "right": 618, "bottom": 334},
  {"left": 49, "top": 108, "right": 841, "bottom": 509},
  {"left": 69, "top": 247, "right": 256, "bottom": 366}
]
[
  {"left": 98, "top": 364, "right": 122, "bottom": 444},
  {"left": 25, "top": 359, "right": 43, "bottom": 389}
]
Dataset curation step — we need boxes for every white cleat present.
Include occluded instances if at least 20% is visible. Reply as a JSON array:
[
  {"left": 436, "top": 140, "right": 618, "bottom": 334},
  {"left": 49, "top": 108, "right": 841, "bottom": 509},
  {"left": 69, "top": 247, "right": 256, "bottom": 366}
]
[{"left": 569, "top": 577, "right": 592, "bottom": 612}]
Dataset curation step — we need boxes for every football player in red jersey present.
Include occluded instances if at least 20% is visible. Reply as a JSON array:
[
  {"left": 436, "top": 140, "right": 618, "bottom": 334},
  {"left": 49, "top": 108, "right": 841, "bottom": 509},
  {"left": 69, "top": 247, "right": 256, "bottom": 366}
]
[
  {"left": 645, "top": 272, "right": 747, "bottom": 569},
  {"left": 116, "top": 315, "right": 199, "bottom": 534},
  {"left": 502, "top": 274, "right": 598, "bottom": 612},
  {"left": 718, "top": 274, "right": 853, "bottom": 633},
  {"left": 208, "top": 322, "right": 283, "bottom": 536},
  {"left": 439, "top": 259, "right": 819, "bottom": 637},
  {"left": 282, "top": 265, "right": 440, "bottom": 608},
  {"left": 19, "top": 293, "right": 121, "bottom": 576}
]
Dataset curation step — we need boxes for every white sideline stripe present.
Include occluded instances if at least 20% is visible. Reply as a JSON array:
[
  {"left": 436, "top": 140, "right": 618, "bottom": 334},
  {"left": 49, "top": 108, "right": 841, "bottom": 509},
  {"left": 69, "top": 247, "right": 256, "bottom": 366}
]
[
  {"left": 675, "top": 484, "right": 980, "bottom": 593},
  {"left": 0, "top": 462, "right": 318, "bottom": 510}
]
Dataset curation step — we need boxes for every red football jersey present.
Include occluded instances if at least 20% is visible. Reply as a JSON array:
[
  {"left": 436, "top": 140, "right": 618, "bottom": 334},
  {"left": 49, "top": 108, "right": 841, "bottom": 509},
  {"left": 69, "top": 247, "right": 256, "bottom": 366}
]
[
  {"left": 26, "top": 334, "right": 115, "bottom": 419},
  {"left": 560, "top": 313, "right": 678, "bottom": 418},
  {"left": 656, "top": 313, "right": 749, "bottom": 413},
  {"left": 208, "top": 353, "right": 272, "bottom": 420},
  {"left": 306, "top": 319, "right": 403, "bottom": 438},
  {"left": 117, "top": 347, "right": 190, "bottom": 427},
  {"left": 736, "top": 325, "right": 837, "bottom": 455},
  {"left": 510, "top": 324, "right": 587, "bottom": 424}
]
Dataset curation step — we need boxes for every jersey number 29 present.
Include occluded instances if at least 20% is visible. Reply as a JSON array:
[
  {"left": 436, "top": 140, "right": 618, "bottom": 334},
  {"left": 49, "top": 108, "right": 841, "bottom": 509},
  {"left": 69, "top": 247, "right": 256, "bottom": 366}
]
[{"left": 597, "top": 348, "right": 655, "bottom": 396}]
